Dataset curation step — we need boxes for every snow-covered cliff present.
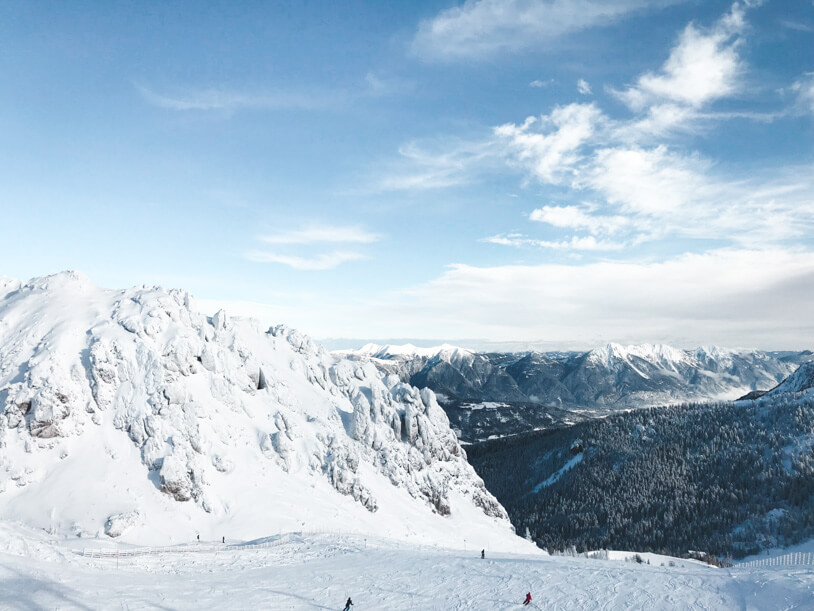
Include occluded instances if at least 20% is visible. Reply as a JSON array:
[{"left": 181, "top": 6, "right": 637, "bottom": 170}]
[
  {"left": 0, "top": 272, "right": 518, "bottom": 549},
  {"left": 766, "top": 361, "right": 814, "bottom": 396}
]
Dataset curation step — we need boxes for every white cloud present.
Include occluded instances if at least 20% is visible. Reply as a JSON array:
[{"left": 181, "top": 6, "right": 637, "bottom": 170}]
[
  {"left": 246, "top": 225, "right": 379, "bottom": 270},
  {"left": 383, "top": 4, "right": 814, "bottom": 251},
  {"left": 137, "top": 85, "right": 333, "bottom": 112},
  {"left": 245, "top": 250, "right": 364, "bottom": 271},
  {"left": 386, "top": 248, "right": 814, "bottom": 347},
  {"left": 374, "top": 139, "right": 497, "bottom": 192},
  {"left": 588, "top": 145, "right": 709, "bottom": 215},
  {"left": 204, "top": 248, "right": 814, "bottom": 348},
  {"left": 475, "top": 3, "right": 814, "bottom": 248},
  {"left": 494, "top": 103, "right": 603, "bottom": 183},
  {"left": 529, "top": 205, "right": 628, "bottom": 234},
  {"left": 411, "top": 0, "right": 683, "bottom": 61},
  {"left": 484, "top": 233, "right": 624, "bottom": 250},
  {"left": 584, "top": 148, "right": 814, "bottom": 245},
  {"left": 137, "top": 72, "right": 403, "bottom": 113},
  {"left": 261, "top": 226, "right": 381, "bottom": 245},
  {"left": 616, "top": 103, "right": 699, "bottom": 140},
  {"left": 791, "top": 73, "right": 814, "bottom": 114},
  {"left": 530, "top": 78, "right": 554, "bottom": 88},
  {"left": 517, "top": 139, "right": 814, "bottom": 246},
  {"left": 614, "top": 3, "right": 746, "bottom": 111},
  {"left": 577, "top": 79, "right": 592, "bottom": 95},
  {"left": 780, "top": 20, "right": 814, "bottom": 34}
]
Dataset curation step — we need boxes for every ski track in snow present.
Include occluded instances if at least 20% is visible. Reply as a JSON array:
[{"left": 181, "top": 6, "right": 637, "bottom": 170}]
[{"left": 0, "top": 533, "right": 812, "bottom": 610}]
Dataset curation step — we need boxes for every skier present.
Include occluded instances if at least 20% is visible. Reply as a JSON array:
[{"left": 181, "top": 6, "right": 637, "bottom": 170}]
[
  {"left": 222, "top": 536, "right": 225, "bottom": 544},
  {"left": 343, "top": 596, "right": 353, "bottom": 611},
  {"left": 523, "top": 592, "right": 532, "bottom": 606},
  {"left": 481, "top": 549, "right": 485, "bottom": 559},
  {"left": 196, "top": 534, "right": 200, "bottom": 542}
]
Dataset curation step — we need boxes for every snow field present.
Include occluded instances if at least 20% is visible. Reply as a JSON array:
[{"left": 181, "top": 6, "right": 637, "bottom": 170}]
[{"left": 0, "top": 529, "right": 812, "bottom": 610}]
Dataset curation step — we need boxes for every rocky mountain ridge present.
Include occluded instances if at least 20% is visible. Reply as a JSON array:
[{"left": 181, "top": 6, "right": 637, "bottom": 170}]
[{"left": 0, "top": 272, "right": 516, "bottom": 548}]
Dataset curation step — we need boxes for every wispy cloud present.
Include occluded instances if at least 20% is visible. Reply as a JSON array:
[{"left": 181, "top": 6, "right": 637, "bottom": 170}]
[
  {"left": 261, "top": 225, "right": 382, "bottom": 245},
  {"left": 411, "top": 0, "right": 684, "bottom": 61},
  {"left": 529, "top": 205, "right": 628, "bottom": 234},
  {"left": 373, "top": 139, "right": 497, "bottom": 192},
  {"left": 389, "top": 3, "right": 814, "bottom": 250},
  {"left": 137, "top": 85, "right": 335, "bottom": 112},
  {"left": 790, "top": 73, "right": 814, "bottom": 115},
  {"left": 484, "top": 233, "right": 624, "bottom": 250},
  {"left": 246, "top": 224, "right": 380, "bottom": 270},
  {"left": 577, "top": 79, "right": 592, "bottom": 95},
  {"left": 497, "top": 108, "right": 814, "bottom": 245},
  {"left": 779, "top": 19, "right": 814, "bottom": 34},
  {"left": 137, "top": 72, "right": 407, "bottom": 114},
  {"left": 530, "top": 78, "right": 555, "bottom": 88},
  {"left": 245, "top": 250, "right": 365, "bottom": 271}
]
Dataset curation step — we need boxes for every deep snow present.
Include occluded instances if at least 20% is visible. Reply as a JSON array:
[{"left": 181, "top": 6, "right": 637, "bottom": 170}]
[{"left": 0, "top": 523, "right": 811, "bottom": 610}]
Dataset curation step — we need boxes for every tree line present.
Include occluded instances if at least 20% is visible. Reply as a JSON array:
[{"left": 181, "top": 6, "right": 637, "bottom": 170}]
[{"left": 467, "top": 396, "right": 814, "bottom": 558}]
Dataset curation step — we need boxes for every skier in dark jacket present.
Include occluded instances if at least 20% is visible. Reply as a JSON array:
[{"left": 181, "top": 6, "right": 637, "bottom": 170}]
[
  {"left": 523, "top": 592, "right": 532, "bottom": 605},
  {"left": 343, "top": 597, "right": 353, "bottom": 611},
  {"left": 481, "top": 549, "right": 485, "bottom": 559}
]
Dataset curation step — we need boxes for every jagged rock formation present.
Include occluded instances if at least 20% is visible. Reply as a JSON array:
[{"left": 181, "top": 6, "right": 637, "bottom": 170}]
[{"left": 0, "top": 272, "right": 509, "bottom": 543}]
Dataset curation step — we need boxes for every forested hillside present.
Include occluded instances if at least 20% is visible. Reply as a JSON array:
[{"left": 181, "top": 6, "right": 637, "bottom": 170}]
[{"left": 468, "top": 394, "right": 814, "bottom": 558}]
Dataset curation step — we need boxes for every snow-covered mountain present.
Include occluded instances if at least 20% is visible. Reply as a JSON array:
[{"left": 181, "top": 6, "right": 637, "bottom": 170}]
[
  {"left": 341, "top": 341, "right": 803, "bottom": 407},
  {"left": 346, "top": 343, "right": 475, "bottom": 362},
  {"left": 766, "top": 361, "right": 814, "bottom": 396},
  {"left": 0, "top": 272, "right": 520, "bottom": 549},
  {"left": 340, "top": 343, "right": 528, "bottom": 403},
  {"left": 339, "top": 341, "right": 807, "bottom": 441}
]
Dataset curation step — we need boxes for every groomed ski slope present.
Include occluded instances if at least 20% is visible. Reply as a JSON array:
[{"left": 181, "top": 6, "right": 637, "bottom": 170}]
[{"left": 1, "top": 527, "right": 811, "bottom": 610}]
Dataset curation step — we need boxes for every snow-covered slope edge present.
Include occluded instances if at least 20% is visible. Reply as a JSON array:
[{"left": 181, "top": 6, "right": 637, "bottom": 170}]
[
  {"left": 0, "top": 272, "right": 522, "bottom": 550},
  {"left": 766, "top": 361, "right": 814, "bottom": 397}
]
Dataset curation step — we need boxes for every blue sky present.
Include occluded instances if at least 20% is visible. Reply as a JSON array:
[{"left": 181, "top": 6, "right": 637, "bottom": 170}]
[{"left": 1, "top": 0, "right": 813, "bottom": 349}]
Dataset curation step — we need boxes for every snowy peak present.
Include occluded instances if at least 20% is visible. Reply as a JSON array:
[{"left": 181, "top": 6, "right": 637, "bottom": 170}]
[
  {"left": 355, "top": 342, "right": 474, "bottom": 361},
  {"left": 694, "top": 345, "right": 738, "bottom": 368},
  {"left": 587, "top": 343, "right": 693, "bottom": 370},
  {"left": 23, "top": 269, "right": 95, "bottom": 290},
  {"left": 0, "top": 276, "right": 22, "bottom": 297},
  {"left": 695, "top": 345, "right": 736, "bottom": 360},
  {"left": 0, "top": 273, "right": 514, "bottom": 547}
]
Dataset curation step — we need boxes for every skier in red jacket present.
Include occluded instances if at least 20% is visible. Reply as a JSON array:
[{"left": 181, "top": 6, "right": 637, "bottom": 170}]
[{"left": 523, "top": 592, "right": 532, "bottom": 605}]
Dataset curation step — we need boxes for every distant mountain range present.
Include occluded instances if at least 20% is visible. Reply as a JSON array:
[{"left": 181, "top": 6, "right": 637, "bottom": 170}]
[{"left": 337, "top": 343, "right": 813, "bottom": 442}]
